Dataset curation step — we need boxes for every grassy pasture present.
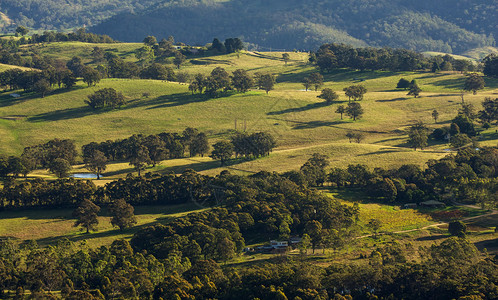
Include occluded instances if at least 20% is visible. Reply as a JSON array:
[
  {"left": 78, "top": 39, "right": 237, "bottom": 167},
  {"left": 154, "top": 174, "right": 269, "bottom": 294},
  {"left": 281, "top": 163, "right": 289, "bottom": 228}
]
[
  {"left": 0, "top": 203, "right": 205, "bottom": 248},
  {"left": 0, "top": 49, "right": 497, "bottom": 177}
]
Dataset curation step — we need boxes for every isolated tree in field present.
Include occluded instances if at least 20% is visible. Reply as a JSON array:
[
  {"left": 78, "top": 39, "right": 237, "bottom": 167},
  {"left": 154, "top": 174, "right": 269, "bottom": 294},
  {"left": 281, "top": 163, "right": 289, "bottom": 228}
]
[
  {"left": 308, "top": 72, "right": 324, "bottom": 91},
  {"left": 464, "top": 73, "right": 485, "bottom": 95},
  {"left": 396, "top": 78, "right": 410, "bottom": 90},
  {"left": 33, "top": 79, "right": 52, "bottom": 98},
  {"left": 173, "top": 52, "right": 186, "bottom": 69},
  {"left": 478, "top": 97, "right": 498, "bottom": 124},
  {"left": 129, "top": 145, "right": 152, "bottom": 176},
  {"left": 73, "top": 199, "right": 100, "bottom": 233},
  {"left": 109, "top": 199, "right": 137, "bottom": 231},
  {"left": 15, "top": 26, "right": 29, "bottom": 36},
  {"left": 335, "top": 105, "right": 345, "bottom": 119},
  {"left": 231, "top": 69, "right": 253, "bottom": 93},
  {"left": 210, "top": 141, "right": 234, "bottom": 166},
  {"left": 302, "top": 77, "right": 312, "bottom": 91},
  {"left": 49, "top": 158, "right": 72, "bottom": 178},
  {"left": 86, "top": 88, "right": 125, "bottom": 109},
  {"left": 318, "top": 88, "right": 339, "bottom": 104},
  {"left": 408, "top": 122, "right": 429, "bottom": 150},
  {"left": 84, "top": 150, "right": 107, "bottom": 179},
  {"left": 432, "top": 109, "right": 439, "bottom": 123},
  {"left": 343, "top": 85, "right": 367, "bottom": 102},
  {"left": 256, "top": 73, "right": 276, "bottom": 94},
  {"left": 448, "top": 221, "right": 467, "bottom": 237},
  {"left": 407, "top": 80, "right": 422, "bottom": 98},
  {"left": 282, "top": 53, "right": 290, "bottom": 65},
  {"left": 81, "top": 67, "right": 101, "bottom": 87},
  {"left": 346, "top": 102, "right": 364, "bottom": 121}
]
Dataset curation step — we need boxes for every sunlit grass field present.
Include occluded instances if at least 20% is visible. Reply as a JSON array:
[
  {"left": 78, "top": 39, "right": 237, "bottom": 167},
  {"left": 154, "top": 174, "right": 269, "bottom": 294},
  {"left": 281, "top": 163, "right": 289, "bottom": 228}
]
[
  {"left": 0, "top": 45, "right": 497, "bottom": 179},
  {"left": 0, "top": 203, "right": 205, "bottom": 248}
]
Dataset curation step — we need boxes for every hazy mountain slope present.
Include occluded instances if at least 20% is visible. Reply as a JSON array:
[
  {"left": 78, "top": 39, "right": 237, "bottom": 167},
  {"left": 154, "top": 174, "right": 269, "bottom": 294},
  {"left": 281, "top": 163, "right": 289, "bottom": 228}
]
[
  {"left": 0, "top": 0, "right": 495, "bottom": 53},
  {"left": 92, "top": 0, "right": 495, "bottom": 53}
]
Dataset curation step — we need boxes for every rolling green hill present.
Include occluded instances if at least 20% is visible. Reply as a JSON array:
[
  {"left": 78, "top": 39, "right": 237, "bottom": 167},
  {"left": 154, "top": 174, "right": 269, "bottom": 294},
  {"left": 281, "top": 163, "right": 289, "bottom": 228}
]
[
  {"left": 1, "top": 46, "right": 497, "bottom": 179},
  {"left": 0, "top": 0, "right": 496, "bottom": 53}
]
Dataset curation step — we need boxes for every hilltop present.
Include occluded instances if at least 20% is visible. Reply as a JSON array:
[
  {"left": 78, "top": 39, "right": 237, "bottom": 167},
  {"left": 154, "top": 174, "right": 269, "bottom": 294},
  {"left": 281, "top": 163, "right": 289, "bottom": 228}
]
[{"left": 0, "top": 0, "right": 496, "bottom": 53}]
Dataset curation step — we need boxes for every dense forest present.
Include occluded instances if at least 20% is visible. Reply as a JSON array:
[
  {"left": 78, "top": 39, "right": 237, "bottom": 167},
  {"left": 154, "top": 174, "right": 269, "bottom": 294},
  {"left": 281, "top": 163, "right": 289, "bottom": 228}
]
[{"left": 0, "top": 0, "right": 496, "bottom": 53}]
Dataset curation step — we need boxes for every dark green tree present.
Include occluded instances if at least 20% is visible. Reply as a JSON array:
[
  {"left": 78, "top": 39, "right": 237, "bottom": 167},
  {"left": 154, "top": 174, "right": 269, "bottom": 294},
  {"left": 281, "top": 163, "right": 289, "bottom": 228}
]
[
  {"left": 190, "top": 133, "right": 209, "bottom": 157},
  {"left": 210, "top": 141, "right": 234, "bottom": 166},
  {"left": 318, "top": 88, "right": 339, "bottom": 104},
  {"left": 335, "top": 105, "right": 345, "bottom": 119},
  {"left": 109, "top": 199, "right": 137, "bottom": 231},
  {"left": 73, "top": 199, "right": 100, "bottom": 233},
  {"left": 396, "top": 78, "right": 410, "bottom": 90},
  {"left": 345, "top": 102, "right": 364, "bottom": 121},
  {"left": 33, "top": 79, "right": 52, "bottom": 98},
  {"left": 49, "top": 158, "right": 72, "bottom": 178},
  {"left": 129, "top": 145, "right": 151, "bottom": 176},
  {"left": 86, "top": 88, "right": 126, "bottom": 109},
  {"left": 83, "top": 150, "right": 107, "bottom": 179},
  {"left": 256, "top": 73, "right": 276, "bottom": 94},
  {"left": 477, "top": 97, "right": 498, "bottom": 124},
  {"left": 483, "top": 54, "right": 498, "bottom": 78},
  {"left": 15, "top": 26, "right": 29, "bottom": 36},
  {"left": 81, "top": 67, "right": 101, "bottom": 87},
  {"left": 432, "top": 109, "right": 439, "bottom": 123},
  {"left": 408, "top": 122, "right": 429, "bottom": 150},
  {"left": 407, "top": 80, "right": 422, "bottom": 98},
  {"left": 282, "top": 53, "right": 290, "bottom": 65},
  {"left": 231, "top": 69, "right": 253, "bottom": 93},
  {"left": 308, "top": 73, "right": 324, "bottom": 91},
  {"left": 173, "top": 52, "right": 186, "bottom": 69},
  {"left": 464, "top": 73, "right": 485, "bottom": 94},
  {"left": 448, "top": 221, "right": 467, "bottom": 237},
  {"left": 142, "top": 36, "right": 157, "bottom": 46}
]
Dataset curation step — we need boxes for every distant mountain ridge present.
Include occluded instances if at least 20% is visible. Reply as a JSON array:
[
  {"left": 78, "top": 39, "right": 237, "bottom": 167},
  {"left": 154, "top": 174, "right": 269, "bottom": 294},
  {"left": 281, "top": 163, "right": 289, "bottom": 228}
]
[{"left": 0, "top": 0, "right": 496, "bottom": 54}]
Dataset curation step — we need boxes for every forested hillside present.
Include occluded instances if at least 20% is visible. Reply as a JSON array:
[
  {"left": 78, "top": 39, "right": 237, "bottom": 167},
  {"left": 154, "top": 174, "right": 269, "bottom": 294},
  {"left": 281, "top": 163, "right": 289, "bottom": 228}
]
[{"left": 0, "top": 0, "right": 496, "bottom": 53}]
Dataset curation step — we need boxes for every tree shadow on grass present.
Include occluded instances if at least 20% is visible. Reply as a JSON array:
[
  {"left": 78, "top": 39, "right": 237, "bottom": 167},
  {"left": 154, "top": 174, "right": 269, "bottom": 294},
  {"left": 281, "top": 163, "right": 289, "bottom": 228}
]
[
  {"left": 429, "top": 78, "right": 465, "bottom": 90},
  {"left": 357, "top": 149, "right": 408, "bottom": 156},
  {"left": 291, "top": 120, "right": 345, "bottom": 130},
  {"left": 267, "top": 101, "right": 330, "bottom": 115},
  {"left": 416, "top": 234, "right": 447, "bottom": 241},
  {"left": 28, "top": 105, "right": 101, "bottom": 122},
  {"left": 376, "top": 97, "right": 411, "bottom": 102},
  {"left": 28, "top": 92, "right": 211, "bottom": 122},
  {"left": 33, "top": 217, "right": 176, "bottom": 246},
  {"left": 130, "top": 92, "right": 216, "bottom": 110}
]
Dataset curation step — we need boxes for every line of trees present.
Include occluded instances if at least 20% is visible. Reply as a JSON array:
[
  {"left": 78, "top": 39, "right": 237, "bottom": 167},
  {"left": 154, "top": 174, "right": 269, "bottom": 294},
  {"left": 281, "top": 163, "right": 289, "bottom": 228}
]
[
  {"left": 189, "top": 67, "right": 276, "bottom": 97},
  {"left": 313, "top": 43, "right": 480, "bottom": 73}
]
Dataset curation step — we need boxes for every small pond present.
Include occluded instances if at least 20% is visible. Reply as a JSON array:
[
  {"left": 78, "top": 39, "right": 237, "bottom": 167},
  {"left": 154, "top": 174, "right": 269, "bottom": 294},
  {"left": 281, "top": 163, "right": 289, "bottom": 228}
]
[{"left": 71, "top": 173, "right": 100, "bottom": 179}]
